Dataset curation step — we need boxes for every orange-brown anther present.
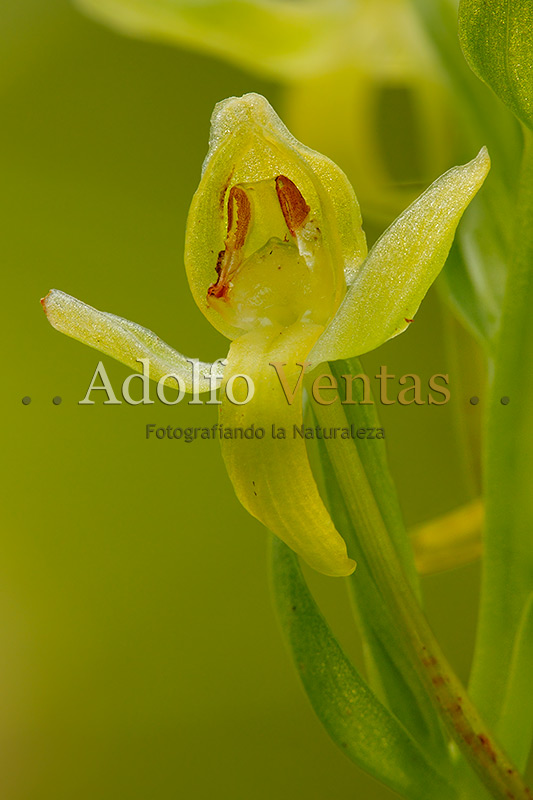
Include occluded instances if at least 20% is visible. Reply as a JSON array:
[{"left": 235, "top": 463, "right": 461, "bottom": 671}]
[
  {"left": 226, "top": 185, "right": 251, "bottom": 250},
  {"left": 208, "top": 186, "right": 252, "bottom": 300},
  {"left": 275, "top": 175, "right": 310, "bottom": 236}
]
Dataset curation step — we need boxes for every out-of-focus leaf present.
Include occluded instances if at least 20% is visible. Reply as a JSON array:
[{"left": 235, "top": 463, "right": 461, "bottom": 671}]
[
  {"left": 439, "top": 235, "right": 504, "bottom": 348},
  {"left": 284, "top": 7, "right": 455, "bottom": 225},
  {"left": 74, "top": 0, "right": 353, "bottom": 79},
  {"left": 410, "top": 498, "right": 483, "bottom": 575},
  {"left": 469, "top": 130, "right": 533, "bottom": 769},
  {"left": 458, "top": 0, "right": 533, "bottom": 130},
  {"left": 409, "top": 0, "right": 522, "bottom": 343},
  {"left": 498, "top": 594, "right": 533, "bottom": 772},
  {"left": 271, "top": 536, "right": 455, "bottom": 800}
]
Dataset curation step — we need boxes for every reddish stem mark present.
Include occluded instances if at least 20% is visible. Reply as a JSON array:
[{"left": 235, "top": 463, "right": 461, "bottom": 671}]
[{"left": 478, "top": 734, "right": 498, "bottom": 764}]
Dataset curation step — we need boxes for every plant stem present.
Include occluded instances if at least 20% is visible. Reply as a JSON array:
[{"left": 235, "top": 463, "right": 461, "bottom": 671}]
[
  {"left": 469, "top": 125, "right": 533, "bottom": 769},
  {"left": 312, "top": 393, "right": 532, "bottom": 800}
]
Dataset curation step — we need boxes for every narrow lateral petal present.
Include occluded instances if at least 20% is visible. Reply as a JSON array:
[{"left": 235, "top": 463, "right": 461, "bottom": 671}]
[
  {"left": 220, "top": 322, "right": 355, "bottom": 577},
  {"left": 42, "top": 289, "right": 224, "bottom": 393},
  {"left": 310, "top": 147, "right": 490, "bottom": 364}
]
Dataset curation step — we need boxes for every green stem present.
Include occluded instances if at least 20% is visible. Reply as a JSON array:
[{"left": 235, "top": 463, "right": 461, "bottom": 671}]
[
  {"left": 469, "top": 126, "right": 533, "bottom": 769},
  {"left": 312, "top": 390, "right": 532, "bottom": 800}
]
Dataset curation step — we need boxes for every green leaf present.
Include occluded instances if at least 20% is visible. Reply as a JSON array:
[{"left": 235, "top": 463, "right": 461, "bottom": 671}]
[
  {"left": 305, "top": 359, "right": 450, "bottom": 756},
  {"left": 74, "top": 0, "right": 353, "bottom": 80},
  {"left": 469, "top": 129, "right": 533, "bottom": 768},
  {"left": 459, "top": 0, "right": 533, "bottom": 129},
  {"left": 323, "top": 360, "right": 420, "bottom": 596},
  {"left": 308, "top": 433, "right": 448, "bottom": 752},
  {"left": 438, "top": 240, "right": 502, "bottom": 348},
  {"left": 271, "top": 536, "right": 455, "bottom": 800},
  {"left": 498, "top": 594, "right": 533, "bottom": 772},
  {"left": 308, "top": 364, "right": 532, "bottom": 799}
]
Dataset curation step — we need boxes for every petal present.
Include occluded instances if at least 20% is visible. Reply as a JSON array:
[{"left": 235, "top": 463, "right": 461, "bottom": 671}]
[
  {"left": 219, "top": 321, "right": 355, "bottom": 577},
  {"left": 42, "top": 289, "right": 225, "bottom": 393},
  {"left": 310, "top": 146, "right": 491, "bottom": 364}
]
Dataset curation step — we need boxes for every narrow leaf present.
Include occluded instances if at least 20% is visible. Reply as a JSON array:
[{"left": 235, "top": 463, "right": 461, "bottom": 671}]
[
  {"left": 271, "top": 537, "right": 455, "bottom": 800},
  {"left": 310, "top": 375, "right": 533, "bottom": 800},
  {"left": 469, "top": 130, "right": 533, "bottom": 768},
  {"left": 498, "top": 594, "right": 533, "bottom": 772},
  {"left": 305, "top": 360, "right": 450, "bottom": 756}
]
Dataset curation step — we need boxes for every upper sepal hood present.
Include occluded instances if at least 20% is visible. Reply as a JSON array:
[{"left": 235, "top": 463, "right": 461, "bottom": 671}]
[{"left": 185, "top": 92, "right": 367, "bottom": 341}]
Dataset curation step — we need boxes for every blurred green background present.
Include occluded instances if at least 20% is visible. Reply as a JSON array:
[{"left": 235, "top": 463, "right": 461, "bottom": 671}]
[{"left": 2, "top": 2, "right": 489, "bottom": 798}]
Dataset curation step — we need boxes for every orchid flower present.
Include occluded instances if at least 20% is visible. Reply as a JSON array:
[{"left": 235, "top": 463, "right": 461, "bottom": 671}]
[{"left": 42, "top": 93, "right": 489, "bottom": 577}]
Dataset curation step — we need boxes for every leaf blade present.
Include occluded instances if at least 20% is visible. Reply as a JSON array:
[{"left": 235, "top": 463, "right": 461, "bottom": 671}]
[
  {"left": 271, "top": 536, "right": 455, "bottom": 800},
  {"left": 459, "top": 0, "right": 533, "bottom": 129}
]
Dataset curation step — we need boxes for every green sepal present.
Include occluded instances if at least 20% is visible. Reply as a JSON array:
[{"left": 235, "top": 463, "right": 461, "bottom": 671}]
[
  {"left": 310, "top": 147, "right": 490, "bottom": 364},
  {"left": 42, "top": 289, "right": 223, "bottom": 393}
]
